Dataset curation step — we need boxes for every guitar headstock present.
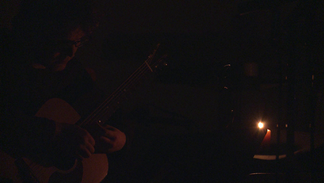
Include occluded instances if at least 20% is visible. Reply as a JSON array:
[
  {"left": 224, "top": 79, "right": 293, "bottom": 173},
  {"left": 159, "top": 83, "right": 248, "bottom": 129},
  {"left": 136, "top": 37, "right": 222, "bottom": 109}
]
[{"left": 145, "top": 43, "right": 168, "bottom": 72}]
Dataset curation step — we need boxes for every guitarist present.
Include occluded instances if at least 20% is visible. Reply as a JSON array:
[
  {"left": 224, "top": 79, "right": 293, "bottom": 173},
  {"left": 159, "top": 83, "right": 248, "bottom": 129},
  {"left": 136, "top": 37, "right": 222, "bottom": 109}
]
[{"left": 0, "top": 0, "right": 126, "bottom": 174}]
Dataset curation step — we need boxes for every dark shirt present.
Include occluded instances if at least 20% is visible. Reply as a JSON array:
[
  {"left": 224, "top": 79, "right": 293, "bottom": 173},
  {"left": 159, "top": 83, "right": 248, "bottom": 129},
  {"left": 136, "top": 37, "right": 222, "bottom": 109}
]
[{"left": 0, "top": 55, "right": 98, "bottom": 166}]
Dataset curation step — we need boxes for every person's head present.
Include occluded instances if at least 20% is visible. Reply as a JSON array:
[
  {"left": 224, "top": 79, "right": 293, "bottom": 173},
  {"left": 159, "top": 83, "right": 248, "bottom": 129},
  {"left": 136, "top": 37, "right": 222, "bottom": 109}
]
[{"left": 12, "top": 0, "right": 98, "bottom": 71}]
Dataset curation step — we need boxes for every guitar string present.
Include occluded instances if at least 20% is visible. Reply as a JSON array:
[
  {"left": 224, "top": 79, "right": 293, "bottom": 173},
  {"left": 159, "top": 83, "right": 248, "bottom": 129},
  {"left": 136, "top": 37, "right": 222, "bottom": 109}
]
[
  {"left": 80, "top": 57, "right": 153, "bottom": 126},
  {"left": 30, "top": 163, "right": 43, "bottom": 180},
  {"left": 91, "top": 60, "right": 152, "bottom": 124},
  {"left": 91, "top": 55, "right": 162, "bottom": 125},
  {"left": 30, "top": 161, "right": 48, "bottom": 181},
  {"left": 79, "top": 45, "right": 160, "bottom": 125},
  {"left": 87, "top": 63, "right": 151, "bottom": 126},
  {"left": 81, "top": 60, "right": 151, "bottom": 126},
  {"left": 90, "top": 62, "right": 150, "bottom": 122},
  {"left": 79, "top": 57, "right": 151, "bottom": 125},
  {"left": 79, "top": 61, "right": 148, "bottom": 126}
]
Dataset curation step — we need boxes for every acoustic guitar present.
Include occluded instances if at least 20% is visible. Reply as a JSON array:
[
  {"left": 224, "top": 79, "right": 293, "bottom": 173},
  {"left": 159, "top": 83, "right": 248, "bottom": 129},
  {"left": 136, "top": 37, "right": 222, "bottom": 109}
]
[{"left": 0, "top": 44, "right": 165, "bottom": 183}]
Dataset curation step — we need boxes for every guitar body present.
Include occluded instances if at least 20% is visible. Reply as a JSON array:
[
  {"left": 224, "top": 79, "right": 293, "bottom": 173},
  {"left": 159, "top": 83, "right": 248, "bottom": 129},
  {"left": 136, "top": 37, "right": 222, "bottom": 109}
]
[{"left": 0, "top": 98, "right": 108, "bottom": 183}]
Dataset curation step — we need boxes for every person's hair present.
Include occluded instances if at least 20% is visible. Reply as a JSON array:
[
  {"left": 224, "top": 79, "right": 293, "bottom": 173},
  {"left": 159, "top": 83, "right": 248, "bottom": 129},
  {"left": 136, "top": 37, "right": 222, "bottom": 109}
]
[{"left": 12, "top": 0, "right": 98, "bottom": 42}]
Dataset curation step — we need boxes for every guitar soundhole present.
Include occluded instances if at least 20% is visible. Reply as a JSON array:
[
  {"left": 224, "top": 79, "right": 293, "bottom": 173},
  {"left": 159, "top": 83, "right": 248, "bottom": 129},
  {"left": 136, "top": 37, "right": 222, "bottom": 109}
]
[{"left": 49, "top": 161, "right": 83, "bottom": 183}]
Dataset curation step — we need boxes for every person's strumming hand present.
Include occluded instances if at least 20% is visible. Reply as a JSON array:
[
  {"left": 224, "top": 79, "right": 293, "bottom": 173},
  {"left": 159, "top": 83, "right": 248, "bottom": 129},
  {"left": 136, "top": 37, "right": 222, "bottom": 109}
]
[{"left": 54, "top": 123, "right": 95, "bottom": 159}]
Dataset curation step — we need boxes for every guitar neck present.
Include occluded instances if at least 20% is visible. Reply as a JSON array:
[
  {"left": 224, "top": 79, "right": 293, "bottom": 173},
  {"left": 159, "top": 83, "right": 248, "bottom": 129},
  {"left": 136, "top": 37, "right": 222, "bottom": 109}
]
[{"left": 79, "top": 45, "right": 161, "bottom": 127}]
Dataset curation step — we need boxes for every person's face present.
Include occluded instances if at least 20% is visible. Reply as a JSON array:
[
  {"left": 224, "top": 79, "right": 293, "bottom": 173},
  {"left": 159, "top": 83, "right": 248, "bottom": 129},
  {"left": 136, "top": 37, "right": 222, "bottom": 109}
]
[{"left": 48, "top": 27, "right": 86, "bottom": 71}]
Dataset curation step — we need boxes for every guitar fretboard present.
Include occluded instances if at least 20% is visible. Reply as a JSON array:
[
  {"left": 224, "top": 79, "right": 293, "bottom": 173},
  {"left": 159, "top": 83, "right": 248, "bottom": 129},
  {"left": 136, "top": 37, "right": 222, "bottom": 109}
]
[{"left": 79, "top": 45, "right": 161, "bottom": 127}]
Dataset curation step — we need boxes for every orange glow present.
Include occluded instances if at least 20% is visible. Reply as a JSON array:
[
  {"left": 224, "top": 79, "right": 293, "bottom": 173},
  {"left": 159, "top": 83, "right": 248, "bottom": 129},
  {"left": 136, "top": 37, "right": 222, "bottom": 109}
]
[
  {"left": 261, "top": 129, "right": 271, "bottom": 147},
  {"left": 258, "top": 122, "right": 264, "bottom": 129}
]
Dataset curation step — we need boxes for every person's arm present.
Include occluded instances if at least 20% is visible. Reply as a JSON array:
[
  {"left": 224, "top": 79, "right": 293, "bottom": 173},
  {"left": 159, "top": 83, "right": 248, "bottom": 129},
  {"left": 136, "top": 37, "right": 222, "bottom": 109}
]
[{"left": 1, "top": 105, "right": 95, "bottom": 170}]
